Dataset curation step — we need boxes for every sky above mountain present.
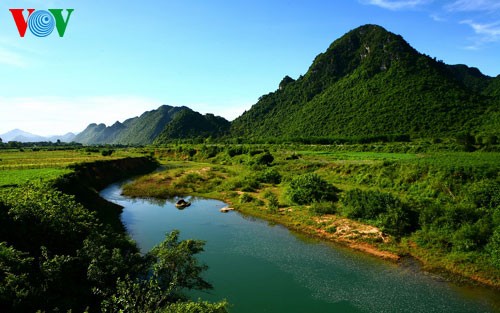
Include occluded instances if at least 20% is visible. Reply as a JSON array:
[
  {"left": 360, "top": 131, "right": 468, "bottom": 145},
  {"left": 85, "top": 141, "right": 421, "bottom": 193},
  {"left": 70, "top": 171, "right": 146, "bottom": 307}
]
[{"left": 0, "top": 0, "right": 499, "bottom": 136}]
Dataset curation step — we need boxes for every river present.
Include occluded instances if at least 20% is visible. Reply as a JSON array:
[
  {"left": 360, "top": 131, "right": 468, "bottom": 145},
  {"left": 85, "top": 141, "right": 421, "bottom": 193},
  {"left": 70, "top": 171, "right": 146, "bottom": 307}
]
[{"left": 100, "top": 183, "right": 499, "bottom": 313}]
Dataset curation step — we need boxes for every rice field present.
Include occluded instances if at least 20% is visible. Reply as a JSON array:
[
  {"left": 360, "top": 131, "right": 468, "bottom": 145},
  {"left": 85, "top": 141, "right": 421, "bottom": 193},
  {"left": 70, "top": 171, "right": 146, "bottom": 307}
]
[{"left": 0, "top": 148, "right": 143, "bottom": 186}]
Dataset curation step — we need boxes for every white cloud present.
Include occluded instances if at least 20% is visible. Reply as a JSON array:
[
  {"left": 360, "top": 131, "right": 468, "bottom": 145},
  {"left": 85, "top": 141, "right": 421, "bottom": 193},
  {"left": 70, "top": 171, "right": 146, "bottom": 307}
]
[
  {"left": 362, "top": 0, "right": 431, "bottom": 10},
  {"left": 461, "top": 20, "right": 500, "bottom": 37},
  {"left": 460, "top": 20, "right": 500, "bottom": 48},
  {"left": 446, "top": 0, "right": 500, "bottom": 12},
  {"left": 430, "top": 13, "right": 447, "bottom": 22}
]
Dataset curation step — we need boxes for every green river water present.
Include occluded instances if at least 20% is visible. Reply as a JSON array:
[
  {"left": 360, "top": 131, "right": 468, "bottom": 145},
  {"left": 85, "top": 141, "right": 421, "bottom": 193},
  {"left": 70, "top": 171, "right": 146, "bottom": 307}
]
[{"left": 101, "top": 183, "right": 500, "bottom": 313}]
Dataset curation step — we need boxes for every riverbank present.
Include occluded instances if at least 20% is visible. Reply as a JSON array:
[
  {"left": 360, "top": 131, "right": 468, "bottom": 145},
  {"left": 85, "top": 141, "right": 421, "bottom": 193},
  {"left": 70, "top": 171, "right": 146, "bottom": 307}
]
[
  {"left": 53, "top": 156, "right": 159, "bottom": 231},
  {"left": 120, "top": 153, "right": 500, "bottom": 290}
]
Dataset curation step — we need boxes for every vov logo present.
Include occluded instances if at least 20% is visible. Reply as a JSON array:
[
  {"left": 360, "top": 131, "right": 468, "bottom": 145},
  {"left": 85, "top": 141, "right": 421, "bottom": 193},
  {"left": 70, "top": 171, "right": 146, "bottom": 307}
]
[{"left": 9, "top": 9, "right": 74, "bottom": 37}]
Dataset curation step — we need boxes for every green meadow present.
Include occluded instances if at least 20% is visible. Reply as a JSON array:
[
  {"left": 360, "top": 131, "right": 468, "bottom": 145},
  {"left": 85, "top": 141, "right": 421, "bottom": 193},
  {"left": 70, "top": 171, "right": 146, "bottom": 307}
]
[{"left": 0, "top": 148, "right": 147, "bottom": 186}]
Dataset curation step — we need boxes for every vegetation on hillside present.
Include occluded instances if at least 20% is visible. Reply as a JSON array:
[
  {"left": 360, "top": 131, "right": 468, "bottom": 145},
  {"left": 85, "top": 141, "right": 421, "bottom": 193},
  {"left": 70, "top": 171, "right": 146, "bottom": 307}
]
[
  {"left": 231, "top": 24, "right": 499, "bottom": 141},
  {"left": 154, "top": 110, "right": 230, "bottom": 144},
  {"left": 74, "top": 105, "right": 230, "bottom": 145}
]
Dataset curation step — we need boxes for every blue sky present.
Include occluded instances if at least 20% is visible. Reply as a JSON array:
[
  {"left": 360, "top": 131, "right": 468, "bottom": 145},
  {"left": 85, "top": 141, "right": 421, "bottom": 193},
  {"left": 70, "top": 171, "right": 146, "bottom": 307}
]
[{"left": 1, "top": 0, "right": 499, "bottom": 136}]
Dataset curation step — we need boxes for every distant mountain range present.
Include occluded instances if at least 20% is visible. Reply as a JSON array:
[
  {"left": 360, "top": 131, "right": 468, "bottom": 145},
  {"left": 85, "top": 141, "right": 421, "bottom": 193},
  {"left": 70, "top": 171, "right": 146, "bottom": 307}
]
[
  {"left": 74, "top": 105, "right": 230, "bottom": 145},
  {"left": 4, "top": 24, "right": 499, "bottom": 145},
  {"left": 0, "top": 129, "right": 76, "bottom": 143}
]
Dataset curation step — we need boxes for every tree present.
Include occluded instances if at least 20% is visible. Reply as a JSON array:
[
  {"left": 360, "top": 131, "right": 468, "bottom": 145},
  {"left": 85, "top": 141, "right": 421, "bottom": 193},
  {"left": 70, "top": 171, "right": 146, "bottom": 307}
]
[{"left": 101, "top": 230, "right": 214, "bottom": 312}]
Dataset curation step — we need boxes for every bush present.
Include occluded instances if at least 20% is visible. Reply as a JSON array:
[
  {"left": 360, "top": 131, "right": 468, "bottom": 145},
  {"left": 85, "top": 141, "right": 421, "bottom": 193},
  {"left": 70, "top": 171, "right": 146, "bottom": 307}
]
[
  {"left": 101, "top": 149, "right": 114, "bottom": 156},
  {"left": 341, "top": 189, "right": 388, "bottom": 219},
  {"left": 257, "top": 168, "right": 282, "bottom": 184},
  {"left": 286, "top": 173, "right": 338, "bottom": 205},
  {"left": 341, "top": 189, "right": 418, "bottom": 237},
  {"left": 254, "top": 152, "right": 274, "bottom": 166},
  {"left": 240, "top": 177, "right": 260, "bottom": 192},
  {"left": 200, "top": 145, "right": 221, "bottom": 159},
  {"left": 226, "top": 146, "right": 246, "bottom": 157},
  {"left": 263, "top": 191, "right": 279, "bottom": 213},
  {"left": 239, "top": 193, "right": 254, "bottom": 203},
  {"left": 467, "top": 180, "right": 500, "bottom": 209}
]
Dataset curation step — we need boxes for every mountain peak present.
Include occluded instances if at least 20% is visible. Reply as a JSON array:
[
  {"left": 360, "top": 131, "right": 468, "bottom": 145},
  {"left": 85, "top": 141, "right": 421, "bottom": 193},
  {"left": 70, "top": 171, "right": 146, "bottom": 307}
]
[
  {"left": 306, "top": 24, "right": 414, "bottom": 84},
  {"left": 231, "top": 24, "right": 498, "bottom": 139}
]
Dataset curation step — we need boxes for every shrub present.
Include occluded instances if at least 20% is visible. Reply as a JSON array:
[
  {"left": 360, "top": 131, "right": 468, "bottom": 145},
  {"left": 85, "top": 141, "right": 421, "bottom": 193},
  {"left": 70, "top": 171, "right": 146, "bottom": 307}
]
[
  {"left": 257, "top": 168, "right": 282, "bottom": 184},
  {"left": 240, "top": 177, "right": 260, "bottom": 192},
  {"left": 200, "top": 145, "right": 221, "bottom": 159},
  {"left": 341, "top": 189, "right": 418, "bottom": 237},
  {"left": 101, "top": 149, "right": 114, "bottom": 156},
  {"left": 341, "top": 189, "right": 388, "bottom": 219},
  {"left": 254, "top": 152, "right": 274, "bottom": 166},
  {"left": 286, "top": 173, "right": 338, "bottom": 205},
  {"left": 239, "top": 193, "right": 254, "bottom": 203},
  {"left": 248, "top": 149, "right": 265, "bottom": 156},
  {"left": 467, "top": 180, "right": 500, "bottom": 209},
  {"left": 226, "top": 146, "right": 246, "bottom": 157},
  {"left": 264, "top": 191, "right": 279, "bottom": 213}
]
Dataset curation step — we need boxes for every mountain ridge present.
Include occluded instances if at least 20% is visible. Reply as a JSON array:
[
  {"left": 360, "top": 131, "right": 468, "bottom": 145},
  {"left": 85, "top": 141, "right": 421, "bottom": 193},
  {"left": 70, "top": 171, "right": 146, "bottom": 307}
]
[
  {"left": 0, "top": 129, "right": 76, "bottom": 143},
  {"left": 74, "top": 105, "right": 230, "bottom": 145},
  {"left": 230, "top": 24, "right": 499, "bottom": 140}
]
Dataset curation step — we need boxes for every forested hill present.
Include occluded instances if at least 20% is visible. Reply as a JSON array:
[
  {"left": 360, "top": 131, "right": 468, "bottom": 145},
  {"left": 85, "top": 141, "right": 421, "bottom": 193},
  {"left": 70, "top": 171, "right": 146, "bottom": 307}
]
[
  {"left": 154, "top": 110, "right": 230, "bottom": 143},
  {"left": 230, "top": 24, "right": 500, "bottom": 140},
  {"left": 74, "top": 105, "right": 230, "bottom": 145}
]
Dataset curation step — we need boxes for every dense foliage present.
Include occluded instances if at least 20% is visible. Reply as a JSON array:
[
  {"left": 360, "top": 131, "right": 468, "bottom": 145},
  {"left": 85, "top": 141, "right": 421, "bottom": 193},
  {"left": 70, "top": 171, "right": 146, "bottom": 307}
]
[
  {"left": 341, "top": 189, "right": 417, "bottom": 237},
  {"left": 0, "top": 182, "right": 226, "bottom": 312}
]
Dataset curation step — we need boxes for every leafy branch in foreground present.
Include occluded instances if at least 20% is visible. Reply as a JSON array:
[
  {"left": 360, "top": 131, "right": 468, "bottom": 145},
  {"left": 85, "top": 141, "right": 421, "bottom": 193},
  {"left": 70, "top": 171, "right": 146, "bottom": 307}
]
[{"left": 101, "top": 230, "right": 219, "bottom": 313}]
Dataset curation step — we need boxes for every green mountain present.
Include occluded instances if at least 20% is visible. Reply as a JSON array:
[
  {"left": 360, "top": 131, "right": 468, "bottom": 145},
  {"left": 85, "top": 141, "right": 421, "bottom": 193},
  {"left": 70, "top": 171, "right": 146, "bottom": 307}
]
[
  {"left": 74, "top": 105, "right": 229, "bottom": 145},
  {"left": 231, "top": 24, "right": 499, "bottom": 140},
  {"left": 154, "top": 110, "right": 230, "bottom": 143}
]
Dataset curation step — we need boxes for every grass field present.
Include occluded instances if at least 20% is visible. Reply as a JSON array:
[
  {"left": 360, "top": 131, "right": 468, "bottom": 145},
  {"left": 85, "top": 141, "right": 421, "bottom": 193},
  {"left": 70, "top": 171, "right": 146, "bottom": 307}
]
[
  {"left": 0, "top": 148, "right": 146, "bottom": 186},
  {"left": 0, "top": 168, "right": 73, "bottom": 186}
]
